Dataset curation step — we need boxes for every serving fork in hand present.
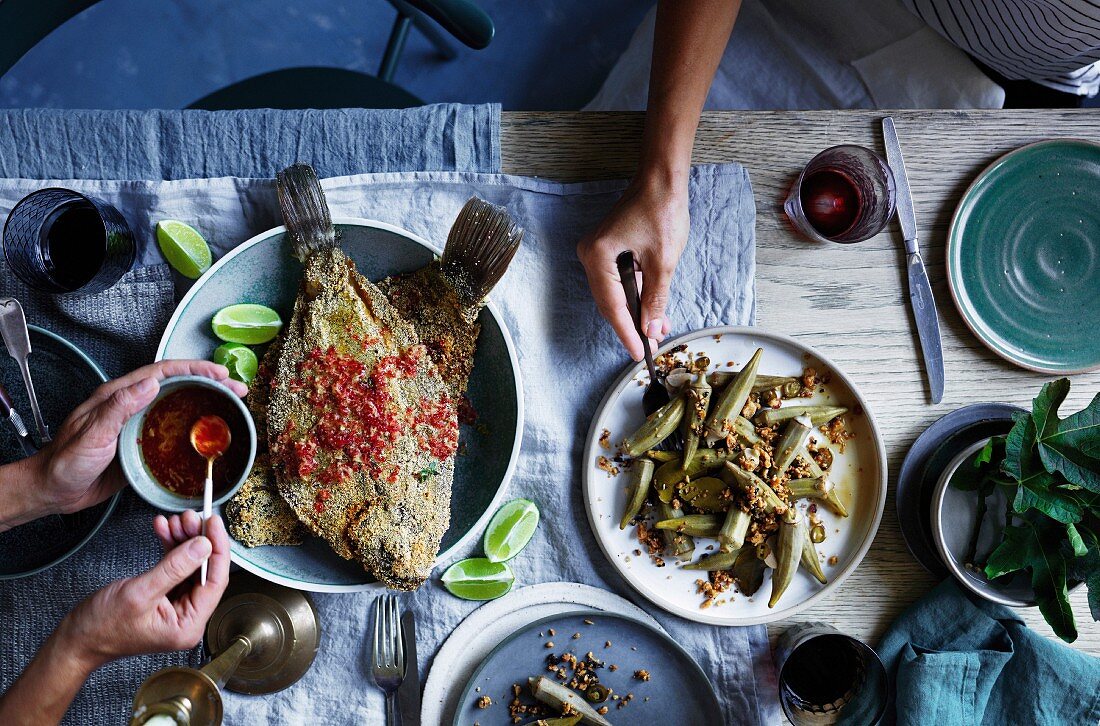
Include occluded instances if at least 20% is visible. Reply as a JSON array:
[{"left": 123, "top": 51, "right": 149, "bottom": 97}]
[
  {"left": 616, "top": 251, "right": 681, "bottom": 450},
  {"left": 371, "top": 594, "right": 406, "bottom": 726}
]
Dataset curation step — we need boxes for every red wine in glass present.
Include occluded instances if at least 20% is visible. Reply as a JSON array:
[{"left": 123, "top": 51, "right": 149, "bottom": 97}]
[
  {"left": 800, "top": 169, "right": 861, "bottom": 239},
  {"left": 42, "top": 201, "right": 107, "bottom": 291}
]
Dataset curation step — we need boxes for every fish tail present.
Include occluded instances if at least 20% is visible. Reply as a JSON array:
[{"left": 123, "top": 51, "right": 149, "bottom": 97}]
[
  {"left": 440, "top": 197, "right": 523, "bottom": 308},
  {"left": 276, "top": 163, "right": 336, "bottom": 262}
]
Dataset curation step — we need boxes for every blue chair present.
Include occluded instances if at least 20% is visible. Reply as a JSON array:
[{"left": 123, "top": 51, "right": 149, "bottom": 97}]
[{"left": 0, "top": 0, "right": 494, "bottom": 109}]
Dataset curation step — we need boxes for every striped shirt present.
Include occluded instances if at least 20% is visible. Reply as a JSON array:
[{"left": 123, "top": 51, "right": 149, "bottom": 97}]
[{"left": 902, "top": 0, "right": 1100, "bottom": 95}]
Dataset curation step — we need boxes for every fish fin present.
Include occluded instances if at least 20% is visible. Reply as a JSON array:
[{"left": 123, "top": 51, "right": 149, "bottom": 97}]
[
  {"left": 439, "top": 197, "right": 523, "bottom": 308},
  {"left": 276, "top": 163, "right": 336, "bottom": 262}
]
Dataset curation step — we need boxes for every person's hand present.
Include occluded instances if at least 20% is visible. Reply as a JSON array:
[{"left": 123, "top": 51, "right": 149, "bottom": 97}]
[
  {"left": 58, "top": 511, "right": 230, "bottom": 668},
  {"left": 23, "top": 360, "right": 247, "bottom": 519},
  {"left": 577, "top": 172, "right": 689, "bottom": 360}
]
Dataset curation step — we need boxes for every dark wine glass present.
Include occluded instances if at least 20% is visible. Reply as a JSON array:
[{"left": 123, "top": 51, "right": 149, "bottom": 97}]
[
  {"left": 785, "top": 145, "right": 896, "bottom": 244},
  {"left": 2, "top": 188, "right": 135, "bottom": 295},
  {"left": 775, "top": 623, "right": 889, "bottom": 725}
]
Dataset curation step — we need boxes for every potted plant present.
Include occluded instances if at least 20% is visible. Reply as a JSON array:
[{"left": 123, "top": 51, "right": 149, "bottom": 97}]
[{"left": 933, "top": 379, "right": 1099, "bottom": 642}]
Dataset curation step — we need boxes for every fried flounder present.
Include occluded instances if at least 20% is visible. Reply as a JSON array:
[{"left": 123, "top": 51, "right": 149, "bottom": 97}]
[
  {"left": 379, "top": 197, "right": 522, "bottom": 399},
  {"left": 267, "top": 165, "right": 458, "bottom": 590}
]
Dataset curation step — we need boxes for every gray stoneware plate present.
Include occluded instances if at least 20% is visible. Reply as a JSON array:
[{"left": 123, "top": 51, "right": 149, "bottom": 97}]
[
  {"left": 156, "top": 219, "right": 523, "bottom": 592},
  {"left": 583, "top": 326, "right": 887, "bottom": 625},
  {"left": 451, "top": 610, "right": 721, "bottom": 725},
  {"left": 0, "top": 325, "right": 116, "bottom": 579}
]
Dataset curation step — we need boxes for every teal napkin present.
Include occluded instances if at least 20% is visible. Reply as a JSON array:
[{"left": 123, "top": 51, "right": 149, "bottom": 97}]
[{"left": 879, "top": 580, "right": 1100, "bottom": 725}]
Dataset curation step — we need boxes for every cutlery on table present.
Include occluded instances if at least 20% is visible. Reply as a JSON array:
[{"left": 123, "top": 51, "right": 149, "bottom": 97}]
[
  {"left": 0, "top": 381, "right": 37, "bottom": 457},
  {"left": 881, "top": 117, "right": 945, "bottom": 404},
  {"left": 372, "top": 593, "right": 406, "bottom": 726},
  {"left": 0, "top": 298, "right": 51, "bottom": 442},
  {"left": 397, "top": 610, "right": 421, "bottom": 726},
  {"left": 616, "top": 251, "right": 681, "bottom": 448},
  {"left": 189, "top": 415, "right": 231, "bottom": 586}
]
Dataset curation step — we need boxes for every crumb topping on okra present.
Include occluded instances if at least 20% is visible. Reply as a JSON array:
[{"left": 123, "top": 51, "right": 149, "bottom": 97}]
[{"left": 608, "top": 346, "right": 858, "bottom": 610}]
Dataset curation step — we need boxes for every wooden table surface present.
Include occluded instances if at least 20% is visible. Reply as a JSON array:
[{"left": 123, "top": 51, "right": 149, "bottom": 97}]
[{"left": 500, "top": 109, "right": 1100, "bottom": 656}]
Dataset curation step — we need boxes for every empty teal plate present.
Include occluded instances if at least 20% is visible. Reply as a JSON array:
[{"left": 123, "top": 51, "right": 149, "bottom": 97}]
[{"left": 948, "top": 139, "right": 1100, "bottom": 373}]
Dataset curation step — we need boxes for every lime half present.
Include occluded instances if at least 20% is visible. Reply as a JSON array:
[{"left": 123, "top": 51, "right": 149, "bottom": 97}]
[
  {"left": 441, "top": 558, "right": 514, "bottom": 600},
  {"left": 483, "top": 499, "right": 540, "bottom": 563},
  {"left": 211, "top": 304, "right": 283, "bottom": 345},
  {"left": 156, "top": 220, "right": 212, "bottom": 279},
  {"left": 212, "top": 343, "right": 259, "bottom": 383}
]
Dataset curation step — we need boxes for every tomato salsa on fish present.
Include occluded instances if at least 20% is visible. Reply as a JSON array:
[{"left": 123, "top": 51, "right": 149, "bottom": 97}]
[{"left": 139, "top": 386, "right": 248, "bottom": 498}]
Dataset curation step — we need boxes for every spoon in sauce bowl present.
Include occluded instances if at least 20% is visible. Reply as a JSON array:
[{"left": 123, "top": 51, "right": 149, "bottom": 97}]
[{"left": 189, "top": 414, "right": 231, "bottom": 586}]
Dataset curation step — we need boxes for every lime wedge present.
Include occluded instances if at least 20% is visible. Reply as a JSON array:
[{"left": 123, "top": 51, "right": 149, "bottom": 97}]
[
  {"left": 211, "top": 304, "right": 283, "bottom": 344},
  {"left": 483, "top": 499, "right": 540, "bottom": 563},
  {"left": 212, "top": 343, "right": 259, "bottom": 383},
  {"left": 156, "top": 220, "right": 212, "bottom": 279},
  {"left": 441, "top": 558, "right": 514, "bottom": 600}
]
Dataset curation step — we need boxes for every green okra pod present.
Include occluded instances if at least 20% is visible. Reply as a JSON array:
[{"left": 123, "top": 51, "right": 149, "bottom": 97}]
[
  {"left": 654, "top": 499, "right": 694, "bottom": 556},
  {"left": 709, "top": 372, "right": 802, "bottom": 397},
  {"left": 719, "top": 506, "right": 751, "bottom": 552},
  {"left": 769, "top": 509, "right": 806, "bottom": 608},
  {"left": 680, "top": 372, "right": 712, "bottom": 467},
  {"left": 683, "top": 550, "right": 740, "bottom": 571},
  {"left": 528, "top": 676, "right": 611, "bottom": 726},
  {"left": 721, "top": 461, "right": 788, "bottom": 514},
  {"left": 731, "top": 416, "right": 762, "bottom": 445},
  {"left": 705, "top": 348, "right": 763, "bottom": 438},
  {"left": 733, "top": 544, "right": 768, "bottom": 596},
  {"left": 644, "top": 449, "right": 679, "bottom": 463},
  {"left": 787, "top": 476, "right": 849, "bottom": 517},
  {"left": 772, "top": 416, "right": 813, "bottom": 475},
  {"left": 619, "top": 458, "right": 655, "bottom": 530},
  {"left": 800, "top": 526, "right": 828, "bottom": 585},
  {"left": 756, "top": 405, "right": 848, "bottom": 428},
  {"left": 654, "top": 514, "right": 723, "bottom": 537},
  {"left": 621, "top": 393, "right": 686, "bottom": 457},
  {"left": 653, "top": 448, "right": 739, "bottom": 502}
]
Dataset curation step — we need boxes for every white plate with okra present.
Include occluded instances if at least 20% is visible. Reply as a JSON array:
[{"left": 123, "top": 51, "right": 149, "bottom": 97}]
[{"left": 583, "top": 326, "right": 886, "bottom": 626}]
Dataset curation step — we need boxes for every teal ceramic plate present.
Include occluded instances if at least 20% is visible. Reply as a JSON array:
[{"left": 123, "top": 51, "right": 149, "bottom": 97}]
[
  {"left": 0, "top": 325, "right": 115, "bottom": 579},
  {"left": 451, "top": 610, "right": 721, "bottom": 725},
  {"left": 157, "top": 219, "right": 523, "bottom": 592},
  {"left": 948, "top": 139, "right": 1100, "bottom": 373}
]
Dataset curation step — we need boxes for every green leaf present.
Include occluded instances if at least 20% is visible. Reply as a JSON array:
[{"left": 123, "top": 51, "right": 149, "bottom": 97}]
[
  {"left": 952, "top": 437, "right": 1007, "bottom": 494},
  {"left": 1067, "top": 522, "right": 1088, "bottom": 557},
  {"left": 1004, "top": 412, "right": 1056, "bottom": 491},
  {"left": 984, "top": 515, "right": 1077, "bottom": 642},
  {"left": 974, "top": 437, "right": 999, "bottom": 466},
  {"left": 1013, "top": 484, "right": 1082, "bottom": 524},
  {"left": 1066, "top": 526, "right": 1100, "bottom": 622},
  {"left": 1035, "top": 390, "right": 1100, "bottom": 493},
  {"left": 1032, "top": 378, "right": 1071, "bottom": 441}
]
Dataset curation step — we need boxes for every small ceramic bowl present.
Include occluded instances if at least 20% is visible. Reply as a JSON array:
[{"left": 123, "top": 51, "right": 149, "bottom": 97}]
[
  {"left": 931, "top": 438, "right": 1035, "bottom": 607},
  {"left": 119, "top": 375, "right": 256, "bottom": 512}
]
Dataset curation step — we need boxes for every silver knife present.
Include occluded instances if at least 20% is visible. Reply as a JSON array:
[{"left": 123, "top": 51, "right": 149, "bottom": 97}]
[
  {"left": 882, "top": 117, "right": 945, "bottom": 404},
  {"left": 397, "top": 610, "right": 421, "bottom": 726},
  {"left": 0, "top": 298, "right": 50, "bottom": 441}
]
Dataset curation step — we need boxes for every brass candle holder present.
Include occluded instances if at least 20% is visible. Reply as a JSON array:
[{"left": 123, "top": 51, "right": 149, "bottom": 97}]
[{"left": 130, "top": 571, "right": 320, "bottom": 725}]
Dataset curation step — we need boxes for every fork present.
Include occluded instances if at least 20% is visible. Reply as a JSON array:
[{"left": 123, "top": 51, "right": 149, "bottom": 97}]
[
  {"left": 616, "top": 251, "right": 681, "bottom": 450},
  {"left": 371, "top": 594, "right": 405, "bottom": 726}
]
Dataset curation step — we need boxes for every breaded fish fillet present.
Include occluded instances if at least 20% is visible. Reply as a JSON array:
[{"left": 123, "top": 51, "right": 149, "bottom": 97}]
[
  {"left": 225, "top": 455, "right": 306, "bottom": 547},
  {"left": 379, "top": 198, "right": 522, "bottom": 400},
  {"left": 267, "top": 165, "right": 458, "bottom": 590}
]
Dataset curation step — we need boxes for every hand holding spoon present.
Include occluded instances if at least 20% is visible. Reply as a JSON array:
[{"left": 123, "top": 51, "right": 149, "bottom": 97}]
[{"left": 190, "top": 414, "right": 231, "bottom": 586}]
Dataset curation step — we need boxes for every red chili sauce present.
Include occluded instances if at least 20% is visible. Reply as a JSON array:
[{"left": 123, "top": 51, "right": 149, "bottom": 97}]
[{"left": 139, "top": 387, "right": 248, "bottom": 498}]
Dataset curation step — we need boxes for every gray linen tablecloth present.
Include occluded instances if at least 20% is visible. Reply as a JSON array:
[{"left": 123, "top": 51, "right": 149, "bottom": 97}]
[{"left": 0, "top": 106, "right": 775, "bottom": 725}]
